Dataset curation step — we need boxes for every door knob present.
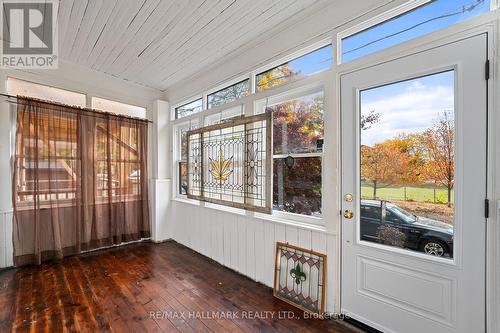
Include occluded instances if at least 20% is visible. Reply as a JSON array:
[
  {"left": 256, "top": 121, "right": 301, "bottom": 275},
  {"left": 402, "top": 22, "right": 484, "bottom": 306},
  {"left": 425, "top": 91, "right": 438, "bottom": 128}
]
[{"left": 343, "top": 210, "right": 354, "bottom": 219}]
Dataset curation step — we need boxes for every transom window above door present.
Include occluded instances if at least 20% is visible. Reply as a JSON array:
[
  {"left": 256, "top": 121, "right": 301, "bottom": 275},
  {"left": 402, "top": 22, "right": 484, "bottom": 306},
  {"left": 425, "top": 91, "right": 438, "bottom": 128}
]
[{"left": 339, "top": 0, "right": 491, "bottom": 63}]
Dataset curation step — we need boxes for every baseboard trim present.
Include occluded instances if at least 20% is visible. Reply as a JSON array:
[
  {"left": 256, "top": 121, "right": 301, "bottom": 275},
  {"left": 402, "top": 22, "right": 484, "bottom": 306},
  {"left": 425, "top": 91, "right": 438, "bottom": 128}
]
[{"left": 152, "top": 238, "right": 173, "bottom": 244}]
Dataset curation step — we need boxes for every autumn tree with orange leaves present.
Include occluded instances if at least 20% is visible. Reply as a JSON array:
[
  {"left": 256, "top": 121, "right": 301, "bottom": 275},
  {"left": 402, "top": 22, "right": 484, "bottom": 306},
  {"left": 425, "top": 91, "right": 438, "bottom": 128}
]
[
  {"left": 418, "top": 111, "right": 454, "bottom": 207},
  {"left": 256, "top": 64, "right": 295, "bottom": 92},
  {"left": 361, "top": 137, "right": 422, "bottom": 199},
  {"left": 361, "top": 111, "right": 454, "bottom": 205},
  {"left": 258, "top": 64, "right": 325, "bottom": 215}
]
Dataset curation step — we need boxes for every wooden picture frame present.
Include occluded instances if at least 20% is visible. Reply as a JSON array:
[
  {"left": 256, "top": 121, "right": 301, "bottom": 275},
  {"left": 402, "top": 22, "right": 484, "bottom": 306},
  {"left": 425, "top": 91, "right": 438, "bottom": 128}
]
[{"left": 273, "top": 242, "right": 327, "bottom": 318}]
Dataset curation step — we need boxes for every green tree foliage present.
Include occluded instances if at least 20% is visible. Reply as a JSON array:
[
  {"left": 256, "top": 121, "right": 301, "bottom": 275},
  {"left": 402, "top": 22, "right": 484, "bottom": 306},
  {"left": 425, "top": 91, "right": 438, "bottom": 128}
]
[{"left": 208, "top": 80, "right": 249, "bottom": 108}]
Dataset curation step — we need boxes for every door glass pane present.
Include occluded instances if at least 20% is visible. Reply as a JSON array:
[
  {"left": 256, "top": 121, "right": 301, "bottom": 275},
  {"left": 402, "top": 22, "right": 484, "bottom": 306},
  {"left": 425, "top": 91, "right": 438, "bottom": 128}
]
[{"left": 359, "top": 71, "right": 454, "bottom": 259}]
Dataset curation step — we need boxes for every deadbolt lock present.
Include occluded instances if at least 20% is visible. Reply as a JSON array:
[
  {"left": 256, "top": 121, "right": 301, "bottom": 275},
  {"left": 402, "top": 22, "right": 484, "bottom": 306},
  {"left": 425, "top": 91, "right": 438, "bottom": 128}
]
[
  {"left": 344, "top": 194, "right": 353, "bottom": 202},
  {"left": 343, "top": 210, "right": 354, "bottom": 219}
]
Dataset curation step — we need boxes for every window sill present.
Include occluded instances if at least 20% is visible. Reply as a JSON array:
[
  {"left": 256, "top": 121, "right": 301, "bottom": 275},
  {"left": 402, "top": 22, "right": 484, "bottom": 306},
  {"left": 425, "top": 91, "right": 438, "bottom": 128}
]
[
  {"left": 171, "top": 197, "right": 329, "bottom": 234},
  {"left": 14, "top": 197, "right": 144, "bottom": 211},
  {"left": 204, "top": 202, "right": 248, "bottom": 216},
  {"left": 172, "top": 196, "right": 202, "bottom": 206},
  {"left": 254, "top": 212, "right": 327, "bottom": 233}
]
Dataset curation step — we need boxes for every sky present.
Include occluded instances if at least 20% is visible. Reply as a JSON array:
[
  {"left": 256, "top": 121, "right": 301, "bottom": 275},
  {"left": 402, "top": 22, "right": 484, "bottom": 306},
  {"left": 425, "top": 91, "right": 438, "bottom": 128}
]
[
  {"left": 291, "top": 0, "right": 489, "bottom": 74},
  {"left": 268, "top": 1, "right": 486, "bottom": 147},
  {"left": 292, "top": 0, "right": 488, "bottom": 147},
  {"left": 347, "top": 0, "right": 488, "bottom": 146},
  {"left": 289, "top": 45, "right": 332, "bottom": 76},
  {"left": 342, "top": 0, "right": 490, "bottom": 62},
  {"left": 360, "top": 70, "right": 454, "bottom": 147}
]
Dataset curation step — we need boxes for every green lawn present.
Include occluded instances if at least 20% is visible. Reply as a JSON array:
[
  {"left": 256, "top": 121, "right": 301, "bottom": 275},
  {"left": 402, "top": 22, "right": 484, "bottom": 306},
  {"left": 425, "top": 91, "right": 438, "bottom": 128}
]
[{"left": 361, "top": 184, "right": 454, "bottom": 204}]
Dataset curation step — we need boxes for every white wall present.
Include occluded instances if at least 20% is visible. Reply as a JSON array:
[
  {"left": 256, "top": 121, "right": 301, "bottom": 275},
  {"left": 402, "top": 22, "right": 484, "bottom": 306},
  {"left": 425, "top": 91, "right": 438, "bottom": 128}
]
[
  {"left": 0, "top": 60, "right": 165, "bottom": 268},
  {"left": 171, "top": 200, "right": 338, "bottom": 313},
  {"left": 150, "top": 100, "right": 173, "bottom": 242}
]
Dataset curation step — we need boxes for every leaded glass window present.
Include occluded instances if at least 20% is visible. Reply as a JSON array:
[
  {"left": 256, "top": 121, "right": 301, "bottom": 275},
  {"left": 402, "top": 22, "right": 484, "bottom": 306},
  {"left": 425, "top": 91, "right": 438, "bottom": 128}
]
[{"left": 186, "top": 113, "right": 271, "bottom": 213}]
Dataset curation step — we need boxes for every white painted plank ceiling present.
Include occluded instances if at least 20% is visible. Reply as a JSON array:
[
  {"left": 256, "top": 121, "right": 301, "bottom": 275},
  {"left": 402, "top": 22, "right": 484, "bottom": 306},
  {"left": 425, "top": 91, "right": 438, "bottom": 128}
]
[{"left": 50, "top": 0, "right": 329, "bottom": 91}]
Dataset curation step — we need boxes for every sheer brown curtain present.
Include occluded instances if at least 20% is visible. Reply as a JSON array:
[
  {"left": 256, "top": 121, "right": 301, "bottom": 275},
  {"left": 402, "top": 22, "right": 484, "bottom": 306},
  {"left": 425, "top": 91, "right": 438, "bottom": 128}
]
[{"left": 12, "top": 97, "right": 149, "bottom": 266}]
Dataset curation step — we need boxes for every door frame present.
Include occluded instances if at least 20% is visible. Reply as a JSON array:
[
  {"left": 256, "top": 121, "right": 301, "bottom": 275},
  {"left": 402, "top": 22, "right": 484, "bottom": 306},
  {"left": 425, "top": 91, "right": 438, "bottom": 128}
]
[
  {"left": 333, "top": 13, "right": 498, "bottom": 332},
  {"left": 340, "top": 35, "right": 487, "bottom": 332}
]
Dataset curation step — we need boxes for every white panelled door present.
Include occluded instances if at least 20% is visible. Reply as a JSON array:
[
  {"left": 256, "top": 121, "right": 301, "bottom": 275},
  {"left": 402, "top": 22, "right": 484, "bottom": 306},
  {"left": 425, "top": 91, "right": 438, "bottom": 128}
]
[{"left": 341, "top": 34, "right": 487, "bottom": 333}]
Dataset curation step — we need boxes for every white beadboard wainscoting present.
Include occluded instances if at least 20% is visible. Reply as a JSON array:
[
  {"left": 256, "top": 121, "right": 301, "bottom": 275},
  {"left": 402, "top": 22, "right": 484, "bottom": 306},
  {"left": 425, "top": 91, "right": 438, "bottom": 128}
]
[
  {"left": 0, "top": 210, "right": 13, "bottom": 269},
  {"left": 170, "top": 199, "right": 338, "bottom": 314}
]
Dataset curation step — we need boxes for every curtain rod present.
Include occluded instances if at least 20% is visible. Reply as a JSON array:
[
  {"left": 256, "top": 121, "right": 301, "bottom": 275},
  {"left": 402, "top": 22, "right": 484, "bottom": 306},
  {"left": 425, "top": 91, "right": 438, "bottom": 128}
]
[{"left": 0, "top": 93, "right": 153, "bottom": 124}]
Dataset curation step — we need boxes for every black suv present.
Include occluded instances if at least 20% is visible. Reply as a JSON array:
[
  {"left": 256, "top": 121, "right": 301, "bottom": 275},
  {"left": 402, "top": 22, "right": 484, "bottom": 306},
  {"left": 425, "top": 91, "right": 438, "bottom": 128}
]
[{"left": 360, "top": 200, "right": 453, "bottom": 258}]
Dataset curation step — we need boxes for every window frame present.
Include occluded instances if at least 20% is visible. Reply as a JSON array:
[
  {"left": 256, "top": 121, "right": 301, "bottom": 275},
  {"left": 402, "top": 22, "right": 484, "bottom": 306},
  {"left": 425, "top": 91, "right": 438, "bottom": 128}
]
[
  {"left": 254, "top": 43, "right": 333, "bottom": 93},
  {"left": 8, "top": 78, "right": 85, "bottom": 208},
  {"left": 14, "top": 123, "right": 80, "bottom": 209},
  {"left": 173, "top": 119, "right": 199, "bottom": 198},
  {"left": 250, "top": 38, "right": 333, "bottom": 94},
  {"left": 91, "top": 96, "right": 146, "bottom": 119},
  {"left": 7, "top": 76, "right": 87, "bottom": 107},
  {"left": 185, "top": 112, "right": 272, "bottom": 213},
  {"left": 169, "top": 1, "right": 494, "bottom": 225},
  {"left": 171, "top": 74, "right": 332, "bottom": 225},
  {"left": 93, "top": 121, "right": 144, "bottom": 202},
  {"left": 169, "top": 40, "right": 333, "bottom": 125},
  {"left": 336, "top": 0, "right": 495, "bottom": 64},
  {"left": 173, "top": 96, "right": 203, "bottom": 120},
  {"left": 255, "top": 85, "right": 326, "bottom": 223},
  {"left": 7, "top": 77, "right": 150, "bottom": 209},
  {"left": 206, "top": 77, "right": 251, "bottom": 109},
  {"left": 203, "top": 105, "right": 244, "bottom": 126},
  {"left": 173, "top": 106, "right": 244, "bottom": 200}
]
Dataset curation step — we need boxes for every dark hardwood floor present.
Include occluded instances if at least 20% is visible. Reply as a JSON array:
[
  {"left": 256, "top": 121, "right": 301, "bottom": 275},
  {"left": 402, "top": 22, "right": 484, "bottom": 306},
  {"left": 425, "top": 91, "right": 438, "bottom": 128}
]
[{"left": 0, "top": 241, "right": 360, "bottom": 333}]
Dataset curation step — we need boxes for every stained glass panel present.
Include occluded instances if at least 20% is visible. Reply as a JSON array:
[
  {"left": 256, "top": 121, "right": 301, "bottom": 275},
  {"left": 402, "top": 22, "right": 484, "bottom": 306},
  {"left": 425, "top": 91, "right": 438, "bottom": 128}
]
[
  {"left": 274, "top": 242, "right": 326, "bottom": 317},
  {"left": 187, "top": 113, "right": 271, "bottom": 213}
]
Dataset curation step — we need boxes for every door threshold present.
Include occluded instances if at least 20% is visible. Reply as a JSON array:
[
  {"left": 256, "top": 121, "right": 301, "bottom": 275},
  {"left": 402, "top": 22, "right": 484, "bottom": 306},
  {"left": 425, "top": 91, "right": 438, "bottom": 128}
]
[{"left": 344, "top": 318, "right": 382, "bottom": 333}]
